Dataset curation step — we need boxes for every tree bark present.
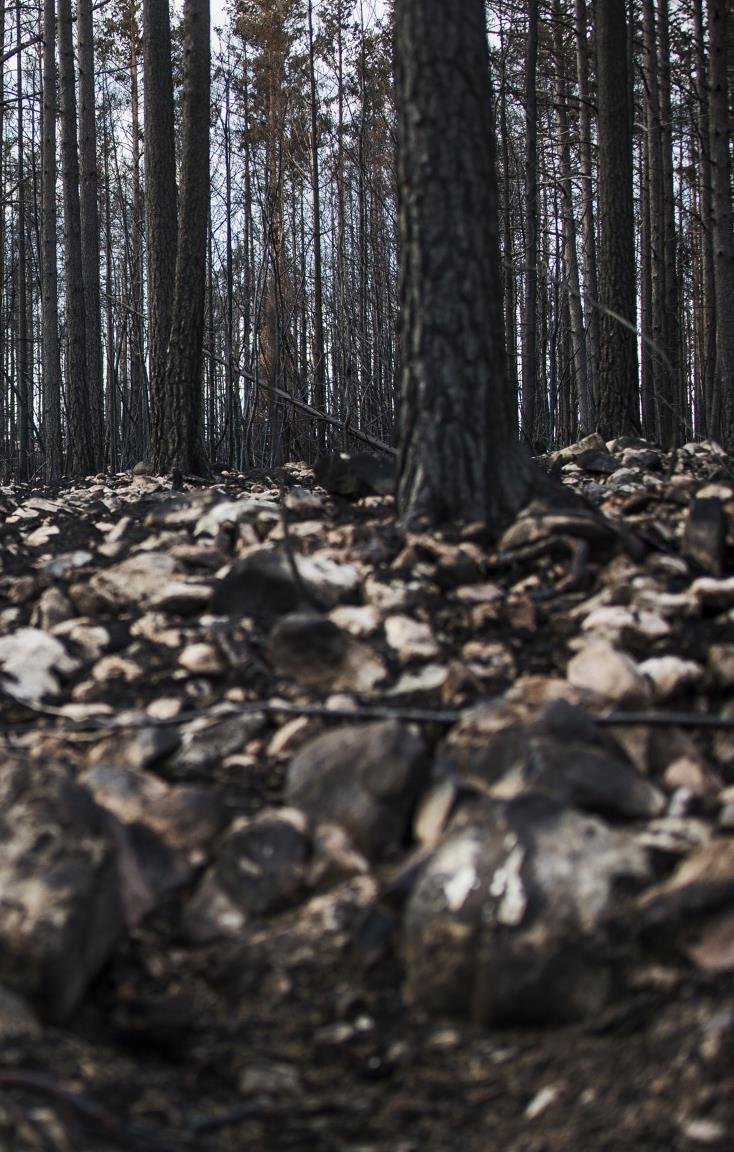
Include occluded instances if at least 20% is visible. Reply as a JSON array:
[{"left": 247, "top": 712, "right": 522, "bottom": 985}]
[
  {"left": 522, "top": 0, "right": 539, "bottom": 447},
  {"left": 574, "top": 0, "right": 600, "bottom": 421},
  {"left": 307, "top": 0, "right": 326, "bottom": 451},
  {"left": 16, "top": 0, "right": 31, "bottom": 480},
  {"left": 693, "top": 0, "right": 716, "bottom": 434},
  {"left": 395, "top": 0, "right": 535, "bottom": 530},
  {"left": 59, "top": 0, "right": 95, "bottom": 475},
  {"left": 595, "top": 0, "right": 640, "bottom": 438},
  {"left": 153, "top": 0, "right": 211, "bottom": 474},
  {"left": 706, "top": 0, "right": 734, "bottom": 449},
  {"left": 143, "top": 0, "right": 177, "bottom": 465},
  {"left": 78, "top": 0, "right": 104, "bottom": 468},
  {"left": 42, "top": 0, "right": 63, "bottom": 481}
]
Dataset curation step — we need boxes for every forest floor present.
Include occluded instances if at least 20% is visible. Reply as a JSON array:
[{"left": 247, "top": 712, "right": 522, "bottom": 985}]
[{"left": 0, "top": 436, "right": 733, "bottom": 1152}]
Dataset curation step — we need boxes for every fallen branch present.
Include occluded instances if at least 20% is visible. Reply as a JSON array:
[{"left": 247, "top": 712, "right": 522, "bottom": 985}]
[
  {"left": 596, "top": 710, "right": 734, "bottom": 730},
  {"left": 3, "top": 687, "right": 734, "bottom": 737}
]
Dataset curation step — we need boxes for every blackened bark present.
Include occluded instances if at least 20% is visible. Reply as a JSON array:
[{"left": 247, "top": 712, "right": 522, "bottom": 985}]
[
  {"left": 307, "top": 0, "right": 326, "bottom": 452},
  {"left": 42, "top": 0, "right": 63, "bottom": 481},
  {"left": 574, "top": 0, "right": 600, "bottom": 419},
  {"left": 706, "top": 0, "right": 734, "bottom": 450},
  {"left": 143, "top": 0, "right": 177, "bottom": 464},
  {"left": 59, "top": 0, "right": 95, "bottom": 475},
  {"left": 153, "top": 0, "right": 210, "bottom": 474},
  {"left": 395, "top": 0, "right": 535, "bottom": 530},
  {"left": 78, "top": 0, "right": 104, "bottom": 468},
  {"left": 596, "top": 0, "right": 640, "bottom": 438},
  {"left": 522, "top": 0, "right": 539, "bottom": 446},
  {"left": 693, "top": 0, "right": 716, "bottom": 433},
  {"left": 16, "top": 0, "right": 31, "bottom": 480}
]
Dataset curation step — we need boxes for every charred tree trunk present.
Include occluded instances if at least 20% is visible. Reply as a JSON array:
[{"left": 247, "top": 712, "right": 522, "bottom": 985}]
[{"left": 395, "top": 0, "right": 537, "bottom": 530}]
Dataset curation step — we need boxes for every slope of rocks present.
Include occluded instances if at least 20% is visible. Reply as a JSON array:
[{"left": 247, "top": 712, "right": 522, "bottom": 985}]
[{"left": 0, "top": 436, "right": 733, "bottom": 1150}]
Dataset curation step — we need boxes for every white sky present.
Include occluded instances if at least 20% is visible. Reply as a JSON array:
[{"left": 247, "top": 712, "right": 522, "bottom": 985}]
[{"left": 210, "top": 0, "right": 386, "bottom": 31}]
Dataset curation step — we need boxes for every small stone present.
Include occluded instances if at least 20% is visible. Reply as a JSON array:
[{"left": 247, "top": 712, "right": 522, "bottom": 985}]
[
  {"left": 664, "top": 757, "right": 721, "bottom": 798},
  {"left": 0, "top": 986, "right": 40, "bottom": 1040},
  {"left": 389, "top": 664, "right": 449, "bottom": 696},
  {"left": 91, "top": 655, "right": 143, "bottom": 684},
  {"left": 384, "top": 615, "right": 440, "bottom": 663},
  {"left": 682, "top": 1119, "right": 727, "bottom": 1145},
  {"left": 413, "top": 778, "right": 458, "bottom": 847},
  {"left": 309, "top": 822, "right": 370, "bottom": 887},
  {"left": 638, "top": 656, "right": 704, "bottom": 701},
  {"left": 33, "top": 586, "right": 74, "bottom": 630},
  {"left": 700, "top": 1003, "right": 734, "bottom": 1063},
  {"left": 171, "top": 711, "right": 267, "bottom": 774},
  {"left": 186, "top": 809, "right": 310, "bottom": 940},
  {"left": 567, "top": 640, "right": 651, "bottom": 706},
  {"left": 269, "top": 613, "right": 387, "bottom": 694},
  {"left": 293, "top": 553, "right": 361, "bottom": 606},
  {"left": 52, "top": 619, "right": 111, "bottom": 662},
  {"left": 87, "top": 725, "right": 180, "bottom": 771},
  {"left": 287, "top": 720, "right": 427, "bottom": 860},
  {"left": 709, "top": 645, "right": 734, "bottom": 687},
  {"left": 147, "top": 581, "right": 213, "bottom": 615},
  {"left": 329, "top": 604, "right": 381, "bottom": 637},
  {"left": 178, "top": 642, "right": 225, "bottom": 676},
  {"left": 637, "top": 816, "right": 712, "bottom": 859},
  {"left": 691, "top": 576, "right": 734, "bottom": 611},
  {"left": 0, "top": 628, "right": 78, "bottom": 704},
  {"left": 525, "top": 1085, "right": 560, "bottom": 1120},
  {"left": 314, "top": 451, "right": 394, "bottom": 497},
  {"left": 551, "top": 433, "right": 609, "bottom": 465},
  {"left": 0, "top": 762, "right": 125, "bottom": 1021},
  {"left": 43, "top": 550, "right": 94, "bottom": 578},
  {"left": 682, "top": 497, "right": 726, "bottom": 576},
  {"left": 210, "top": 549, "right": 306, "bottom": 619},
  {"left": 239, "top": 1061, "right": 303, "bottom": 1098},
  {"left": 89, "top": 551, "right": 178, "bottom": 609}
]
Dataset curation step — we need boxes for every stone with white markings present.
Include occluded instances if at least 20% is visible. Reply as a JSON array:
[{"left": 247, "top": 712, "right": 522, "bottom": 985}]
[{"left": 404, "top": 795, "right": 650, "bottom": 1024}]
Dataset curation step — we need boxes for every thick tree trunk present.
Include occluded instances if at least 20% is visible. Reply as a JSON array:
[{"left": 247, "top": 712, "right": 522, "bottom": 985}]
[
  {"left": 16, "top": 0, "right": 31, "bottom": 480},
  {"left": 706, "top": 0, "right": 734, "bottom": 449},
  {"left": 59, "top": 0, "right": 95, "bottom": 475},
  {"left": 595, "top": 0, "right": 640, "bottom": 438},
  {"left": 395, "top": 0, "right": 535, "bottom": 530},
  {"left": 552, "top": 0, "right": 589, "bottom": 435},
  {"left": 693, "top": 0, "right": 716, "bottom": 434},
  {"left": 522, "top": 0, "right": 539, "bottom": 447},
  {"left": 574, "top": 0, "right": 600, "bottom": 421},
  {"left": 153, "top": 0, "right": 211, "bottom": 474},
  {"left": 143, "top": 0, "right": 178, "bottom": 466},
  {"left": 657, "top": 0, "right": 681, "bottom": 446},
  {"left": 78, "top": 0, "right": 104, "bottom": 468},
  {"left": 307, "top": 0, "right": 326, "bottom": 451},
  {"left": 128, "top": 1, "right": 146, "bottom": 463},
  {"left": 42, "top": 0, "right": 63, "bottom": 481}
]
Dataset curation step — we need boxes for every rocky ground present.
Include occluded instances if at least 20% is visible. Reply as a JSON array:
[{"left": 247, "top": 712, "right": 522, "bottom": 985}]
[{"left": 0, "top": 434, "right": 733, "bottom": 1151}]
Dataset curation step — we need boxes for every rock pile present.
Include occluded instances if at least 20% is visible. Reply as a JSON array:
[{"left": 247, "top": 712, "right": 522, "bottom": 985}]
[{"left": 0, "top": 439, "right": 732, "bottom": 1147}]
